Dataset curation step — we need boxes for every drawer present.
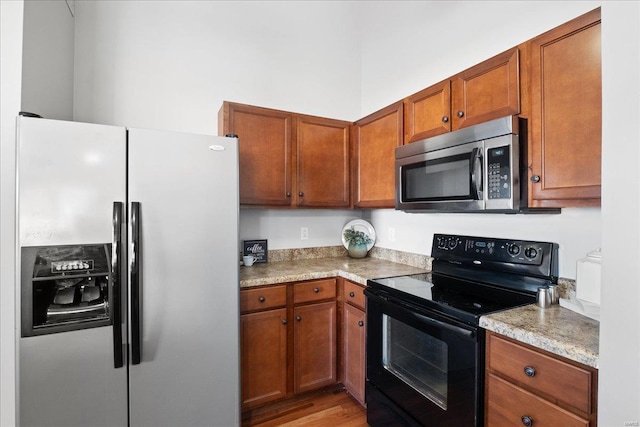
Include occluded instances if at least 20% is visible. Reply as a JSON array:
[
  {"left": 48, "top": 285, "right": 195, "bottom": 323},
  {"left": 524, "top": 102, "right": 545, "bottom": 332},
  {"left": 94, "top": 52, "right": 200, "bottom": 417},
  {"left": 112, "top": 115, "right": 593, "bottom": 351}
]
[
  {"left": 343, "top": 280, "right": 366, "bottom": 310},
  {"left": 487, "top": 333, "right": 593, "bottom": 414},
  {"left": 293, "top": 279, "right": 336, "bottom": 304},
  {"left": 486, "top": 373, "right": 590, "bottom": 427},
  {"left": 241, "top": 285, "right": 287, "bottom": 313}
]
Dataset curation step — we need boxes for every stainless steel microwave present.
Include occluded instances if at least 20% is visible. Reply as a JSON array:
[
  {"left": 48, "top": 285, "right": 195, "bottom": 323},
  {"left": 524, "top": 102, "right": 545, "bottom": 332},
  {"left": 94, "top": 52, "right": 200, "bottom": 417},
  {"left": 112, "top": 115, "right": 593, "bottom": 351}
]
[{"left": 396, "top": 116, "right": 545, "bottom": 213}]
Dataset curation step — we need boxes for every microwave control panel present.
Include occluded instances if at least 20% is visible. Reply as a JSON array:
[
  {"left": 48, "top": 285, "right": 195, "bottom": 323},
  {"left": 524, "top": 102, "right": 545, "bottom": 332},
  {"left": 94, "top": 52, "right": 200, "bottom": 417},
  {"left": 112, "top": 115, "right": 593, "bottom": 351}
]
[{"left": 487, "top": 146, "right": 511, "bottom": 199}]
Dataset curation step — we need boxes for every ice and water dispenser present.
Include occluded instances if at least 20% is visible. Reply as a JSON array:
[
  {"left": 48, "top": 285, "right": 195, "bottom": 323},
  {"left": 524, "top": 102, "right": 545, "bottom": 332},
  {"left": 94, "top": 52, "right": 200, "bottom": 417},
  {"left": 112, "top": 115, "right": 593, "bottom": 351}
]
[{"left": 21, "top": 244, "right": 112, "bottom": 337}]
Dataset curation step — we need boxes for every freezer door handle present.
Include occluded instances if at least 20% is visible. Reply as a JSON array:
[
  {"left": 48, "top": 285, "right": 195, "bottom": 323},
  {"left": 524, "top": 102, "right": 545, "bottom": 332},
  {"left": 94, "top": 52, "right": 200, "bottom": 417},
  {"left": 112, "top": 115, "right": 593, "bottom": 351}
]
[
  {"left": 131, "top": 201, "right": 142, "bottom": 365},
  {"left": 112, "top": 202, "right": 124, "bottom": 369}
]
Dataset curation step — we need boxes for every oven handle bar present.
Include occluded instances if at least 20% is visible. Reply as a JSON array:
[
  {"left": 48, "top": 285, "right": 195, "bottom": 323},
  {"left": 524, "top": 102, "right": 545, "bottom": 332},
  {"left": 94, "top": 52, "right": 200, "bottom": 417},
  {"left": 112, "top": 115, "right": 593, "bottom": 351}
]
[{"left": 365, "top": 288, "right": 476, "bottom": 339}]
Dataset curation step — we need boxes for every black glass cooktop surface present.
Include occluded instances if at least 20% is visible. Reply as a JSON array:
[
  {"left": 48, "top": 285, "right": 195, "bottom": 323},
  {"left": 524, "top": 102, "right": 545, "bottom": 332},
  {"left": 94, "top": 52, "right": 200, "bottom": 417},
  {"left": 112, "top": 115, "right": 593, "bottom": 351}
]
[{"left": 367, "top": 272, "right": 536, "bottom": 325}]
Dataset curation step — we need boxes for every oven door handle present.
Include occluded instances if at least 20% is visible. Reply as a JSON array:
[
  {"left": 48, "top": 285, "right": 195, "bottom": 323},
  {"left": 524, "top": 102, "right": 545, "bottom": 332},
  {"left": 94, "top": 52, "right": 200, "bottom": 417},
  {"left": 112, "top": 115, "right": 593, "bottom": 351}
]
[
  {"left": 410, "top": 310, "right": 475, "bottom": 339},
  {"left": 366, "top": 288, "right": 476, "bottom": 339}
]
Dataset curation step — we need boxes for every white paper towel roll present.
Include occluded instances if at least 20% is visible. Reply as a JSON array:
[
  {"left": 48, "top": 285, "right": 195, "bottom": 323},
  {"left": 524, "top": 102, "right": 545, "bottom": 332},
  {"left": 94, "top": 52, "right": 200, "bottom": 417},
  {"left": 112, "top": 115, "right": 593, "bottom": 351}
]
[{"left": 576, "top": 249, "right": 601, "bottom": 305}]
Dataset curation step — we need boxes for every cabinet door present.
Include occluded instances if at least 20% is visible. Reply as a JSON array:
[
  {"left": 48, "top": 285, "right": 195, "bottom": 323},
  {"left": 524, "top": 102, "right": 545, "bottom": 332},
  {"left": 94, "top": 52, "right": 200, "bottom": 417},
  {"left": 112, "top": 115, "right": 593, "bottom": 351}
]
[
  {"left": 241, "top": 309, "right": 288, "bottom": 408},
  {"left": 353, "top": 102, "right": 403, "bottom": 208},
  {"left": 404, "top": 79, "right": 451, "bottom": 143},
  {"left": 219, "top": 102, "right": 293, "bottom": 206},
  {"left": 296, "top": 116, "right": 350, "bottom": 207},
  {"left": 343, "top": 303, "right": 366, "bottom": 405},
  {"left": 528, "top": 9, "right": 601, "bottom": 207},
  {"left": 293, "top": 301, "right": 337, "bottom": 393},
  {"left": 452, "top": 47, "right": 520, "bottom": 130}
]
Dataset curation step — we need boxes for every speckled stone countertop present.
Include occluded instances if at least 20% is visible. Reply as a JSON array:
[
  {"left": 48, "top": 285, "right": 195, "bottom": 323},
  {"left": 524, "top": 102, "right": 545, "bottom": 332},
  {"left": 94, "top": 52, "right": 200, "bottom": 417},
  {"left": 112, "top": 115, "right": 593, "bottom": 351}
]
[
  {"left": 480, "top": 304, "right": 599, "bottom": 368},
  {"left": 240, "top": 256, "right": 428, "bottom": 288}
]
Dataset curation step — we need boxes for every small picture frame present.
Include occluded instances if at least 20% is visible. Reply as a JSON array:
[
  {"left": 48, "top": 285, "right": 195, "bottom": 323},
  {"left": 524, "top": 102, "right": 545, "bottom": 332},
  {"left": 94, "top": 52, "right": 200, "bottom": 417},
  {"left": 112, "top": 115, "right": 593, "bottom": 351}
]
[{"left": 243, "top": 239, "right": 268, "bottom": 263}]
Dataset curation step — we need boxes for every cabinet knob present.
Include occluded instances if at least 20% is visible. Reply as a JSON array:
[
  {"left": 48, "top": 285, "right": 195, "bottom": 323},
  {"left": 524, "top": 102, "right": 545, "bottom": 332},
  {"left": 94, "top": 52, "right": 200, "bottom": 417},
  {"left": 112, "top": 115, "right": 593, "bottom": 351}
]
[
  {"left": 358, "top": 320, "right": 364, "bottom": 327},
  {"left": 313, "top": 287, "right": 320, "bottom": 293},
  {"left": 296, "top": 315, "right": 302, "bottom": 322},
  {"left": 281, "top": 318, "right": 287, "bottom": 325},
  {"left": 286, "top": 192, "right": 291, "bottom": 197},
  {"left": 298, "top": 192, "right": 304, "bottom": 197},
  {"left": 258, "top": 296, "right": 266, "bottom": 302},
  {"left": 442, "top": 116, "right": 449, "bottom": 123},
  {"left": 530, "top": 175, "right": 541, "bottom": 183},
  {"left": 457, "top": 111, "right": 464, "bottom": 118},
  {"left": 524, "top": 366, "right": 536, "bottom": 377},
  {"left": 349, "top": 291, "right": 355, "bottom": 298},
  {"left": 521, "top": 415, "right": 533, "bottom": 427}
]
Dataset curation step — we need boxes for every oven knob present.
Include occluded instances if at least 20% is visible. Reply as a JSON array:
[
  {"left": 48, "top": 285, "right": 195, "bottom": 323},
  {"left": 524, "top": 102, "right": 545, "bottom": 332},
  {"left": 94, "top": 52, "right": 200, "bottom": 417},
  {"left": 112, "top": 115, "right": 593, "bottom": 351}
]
[
  {"left": 525, "top": 247, "right": 538, "bottom": 259},
  {"left": 448, "top": 238, "right": 458, "bottom": 249},
  {"left": 508, "top": 244, "right": 521, "bottom": 256}
]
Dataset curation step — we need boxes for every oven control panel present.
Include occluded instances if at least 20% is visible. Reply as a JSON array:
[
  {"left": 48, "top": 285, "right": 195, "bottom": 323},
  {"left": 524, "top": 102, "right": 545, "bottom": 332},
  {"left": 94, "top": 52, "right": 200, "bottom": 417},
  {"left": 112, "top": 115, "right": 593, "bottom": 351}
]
[{"left": 433, "top": 234, "right": 558, "bottom": 277}]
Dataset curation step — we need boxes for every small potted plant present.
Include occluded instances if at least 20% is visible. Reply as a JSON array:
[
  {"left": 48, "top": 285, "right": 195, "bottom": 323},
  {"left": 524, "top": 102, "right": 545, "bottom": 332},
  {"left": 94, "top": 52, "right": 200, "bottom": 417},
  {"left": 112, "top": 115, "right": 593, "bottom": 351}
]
[{"left": 343, "top": 227, "right": 373, "bottom": 259}]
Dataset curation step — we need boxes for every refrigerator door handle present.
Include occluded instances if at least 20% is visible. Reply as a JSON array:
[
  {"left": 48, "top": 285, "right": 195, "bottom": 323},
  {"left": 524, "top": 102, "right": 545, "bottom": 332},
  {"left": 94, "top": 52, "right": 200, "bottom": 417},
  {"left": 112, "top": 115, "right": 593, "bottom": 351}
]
[
  {"left": 131, "top": 201, "right": 142, "bottom": 365},
  {"left": 112, "top": 202, "right": 124, "bottom": 369}
]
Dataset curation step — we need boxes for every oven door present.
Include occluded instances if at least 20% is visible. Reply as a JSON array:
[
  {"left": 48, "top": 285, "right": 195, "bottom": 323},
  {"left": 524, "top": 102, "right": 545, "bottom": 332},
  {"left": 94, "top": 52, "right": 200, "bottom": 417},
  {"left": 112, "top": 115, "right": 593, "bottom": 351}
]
[
  {"left": 365, "top": 288, "right": 482, "bottom": 427},
  {"left": 396, "top": 140, "right": 484, "bottom": 211}
]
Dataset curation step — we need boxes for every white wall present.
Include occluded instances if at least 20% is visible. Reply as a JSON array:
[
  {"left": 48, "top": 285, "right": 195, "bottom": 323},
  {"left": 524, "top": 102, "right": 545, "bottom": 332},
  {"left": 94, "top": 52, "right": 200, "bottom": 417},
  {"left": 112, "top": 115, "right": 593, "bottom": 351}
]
[
  {"left": 21, "top": 0, "right": 74, "bottom": 120},
  {"left": 0, "top": 1, "right": 23, "bottom": 425}
]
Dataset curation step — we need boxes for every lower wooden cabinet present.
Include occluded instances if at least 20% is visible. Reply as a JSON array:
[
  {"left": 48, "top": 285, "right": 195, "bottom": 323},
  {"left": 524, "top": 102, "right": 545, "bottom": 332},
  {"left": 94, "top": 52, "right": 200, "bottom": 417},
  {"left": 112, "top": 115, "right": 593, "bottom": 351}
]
[
  {"left": 293, "top": 301, "right": 337, "bottom": 393},
  {"left": 485, "top": 331, "right": 598, "bottom": 426},
  {"left": 341, "top": 279, "right": 366, "bottom": 405},
  {"left": 240, "top": 279, "right": 337, "bottom": 410},
  {"left": 240, "top": 308, "right": 288, "bottom": 408}
]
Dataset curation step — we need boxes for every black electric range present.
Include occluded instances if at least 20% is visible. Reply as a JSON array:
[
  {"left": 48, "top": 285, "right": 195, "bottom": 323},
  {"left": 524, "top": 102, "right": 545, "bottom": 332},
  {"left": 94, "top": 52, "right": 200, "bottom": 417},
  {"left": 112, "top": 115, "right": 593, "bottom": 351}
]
[{"left": 367, "top": 233, "right": 559, "bottom": 326}]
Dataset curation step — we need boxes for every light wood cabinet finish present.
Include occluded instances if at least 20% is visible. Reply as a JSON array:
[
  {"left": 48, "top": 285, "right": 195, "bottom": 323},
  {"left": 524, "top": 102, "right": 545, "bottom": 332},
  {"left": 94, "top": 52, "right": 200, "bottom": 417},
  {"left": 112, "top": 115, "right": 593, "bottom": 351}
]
[
  {"left": 219, "top": 101, "right": 350, "bottom": 208},
  {"left": 296, "top": 115, "right": 350, "bottom": 207},
  {"left": 218, "top": 102, "right": 292, "bottom": 206},
  {"left": 352, "top": 101, "right": 403, "bottom": 208},
  {"left": 404, "top": 80, "right": 451, "bottom": 142},
  {"left": 293, "top": 301, "right": 337, "bottom": 393},
  {"left": 342, "top": 292, "right": 366, "bottom": 405},
  {"left": 485, "top": 331, "right": 597, "bottom": 427},
  {"left": 528, "top": 8, "right": 601, "bottom": 207},
  {"left": 241, "top": 308, "right": 288, "bottom": 408},
  {"left": 404, "top": 47, "right": 520, "bottom": 144},
  {"left": 240, "top": 285, "right": 287, "bottom": 313}
]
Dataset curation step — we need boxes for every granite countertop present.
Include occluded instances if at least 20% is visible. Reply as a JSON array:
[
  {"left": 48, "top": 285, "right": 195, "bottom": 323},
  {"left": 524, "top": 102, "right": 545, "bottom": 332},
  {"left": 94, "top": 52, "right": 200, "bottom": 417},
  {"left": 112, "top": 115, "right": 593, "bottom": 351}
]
[
  {"left": 480, "top": 304, "right": 599, "bottom": 368},
  {"left": 240, "top": 256, "right": 428, "bottom": 288}
]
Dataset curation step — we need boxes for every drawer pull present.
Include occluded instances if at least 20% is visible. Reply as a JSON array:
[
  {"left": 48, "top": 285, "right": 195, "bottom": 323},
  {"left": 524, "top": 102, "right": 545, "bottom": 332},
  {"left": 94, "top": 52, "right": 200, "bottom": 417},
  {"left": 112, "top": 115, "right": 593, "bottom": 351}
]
[
  {"left": 521, "top": 415, "right": 533, "bottom": 426},
  {"left": 258, "top": 296, "right": 266, "bottom": 302},
  {"left": 281, "top": 318, "right": 287, "bottom": 325},
  {"left": 349, "top": 291, "right": 355, "bottom": 297},
  {"left": 313, "top": 287, "right": 320, "bottom": 293},
  {"left": 358, "top": 321, "right": 364, "bottom": 327},
  {"left": 524, "top": 366, "right": 536, "bottom": 377},
  {"left": 296, "top": 316, "right": 302, "bottom": 322}
]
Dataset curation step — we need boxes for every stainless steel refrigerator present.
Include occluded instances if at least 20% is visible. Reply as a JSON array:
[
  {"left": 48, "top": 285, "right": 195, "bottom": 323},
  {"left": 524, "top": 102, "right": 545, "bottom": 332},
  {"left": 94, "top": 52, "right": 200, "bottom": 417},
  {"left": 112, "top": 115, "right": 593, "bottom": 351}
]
[{"left": 17, "top": 116, "right": 240, "bottom": 426}]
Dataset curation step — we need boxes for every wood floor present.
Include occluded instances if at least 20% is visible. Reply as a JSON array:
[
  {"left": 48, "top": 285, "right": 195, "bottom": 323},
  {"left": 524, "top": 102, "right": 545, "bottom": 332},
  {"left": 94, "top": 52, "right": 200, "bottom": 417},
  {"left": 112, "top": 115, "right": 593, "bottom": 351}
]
[{"left": 241, "top": 385, "right": 368, "bottom": 427}]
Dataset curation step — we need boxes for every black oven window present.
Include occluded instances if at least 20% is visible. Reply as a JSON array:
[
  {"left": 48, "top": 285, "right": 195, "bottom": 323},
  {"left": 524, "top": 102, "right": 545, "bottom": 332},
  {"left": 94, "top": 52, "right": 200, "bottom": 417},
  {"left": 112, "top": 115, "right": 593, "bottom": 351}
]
[{"left": 382, "top": 314, "right": 448, "bottom": 409}]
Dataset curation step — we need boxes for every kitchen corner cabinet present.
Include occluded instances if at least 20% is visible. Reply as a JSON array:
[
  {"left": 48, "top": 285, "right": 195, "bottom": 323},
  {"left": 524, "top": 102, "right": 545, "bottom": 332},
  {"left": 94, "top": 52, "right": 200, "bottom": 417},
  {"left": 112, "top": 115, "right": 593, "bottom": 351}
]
[
  {"left": 485, "top": 331, "right": 598, "bottom": 427},
  {"left": 352, "top": 101, "right": 403, "bottom": 208},
  {"left": 240, "top": 279, "right": 337, "bottom": 411},
  {"left": 218, "top": 101, "right": 350, "bottom": 208},
  {"left": 404, "top": 47, "right": 520, "bottom": 143},
  {"left": 527, "top": 8, "right": 602, "bottom": 208},
  {"left": 341, "top": 280, "right": 366, "bottom": 405},
  {"left": 240, "top": 285, "right": 288, "bottom": 408}
]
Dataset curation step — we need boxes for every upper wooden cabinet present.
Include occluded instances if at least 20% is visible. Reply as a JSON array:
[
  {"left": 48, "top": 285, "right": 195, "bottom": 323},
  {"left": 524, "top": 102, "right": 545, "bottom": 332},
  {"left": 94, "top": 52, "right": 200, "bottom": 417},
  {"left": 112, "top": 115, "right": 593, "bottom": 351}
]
[
  {"left": 527, "top": 8, "right": 601, "bottom": 207},
  {"left": 352, "top": 101, "right": 403, "bottom": 208},
  {"left": 404, "top": 48, "right": 520, "bottom": 143},
  {"left": 296, "top": 115, "right": 350, "bottom": 208},
  {"left": 218, "top": 101, "right": 350, "bottom": 208}
]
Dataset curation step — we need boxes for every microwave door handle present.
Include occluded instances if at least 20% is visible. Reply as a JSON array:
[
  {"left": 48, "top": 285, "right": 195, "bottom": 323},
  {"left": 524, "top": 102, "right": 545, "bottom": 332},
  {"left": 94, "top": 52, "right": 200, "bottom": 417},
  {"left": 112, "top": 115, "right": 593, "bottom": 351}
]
[{"left": 470, "top": 147, "right": 483, "bottom": 200}]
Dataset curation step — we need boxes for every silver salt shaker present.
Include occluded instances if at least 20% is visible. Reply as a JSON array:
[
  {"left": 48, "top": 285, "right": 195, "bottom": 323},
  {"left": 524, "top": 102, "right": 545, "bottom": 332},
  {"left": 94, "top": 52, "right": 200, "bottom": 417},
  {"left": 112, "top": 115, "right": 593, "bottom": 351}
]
[
  {"left": 536, "top": 287, "right": 551, "bottom": 308},
  {"left": 547, "top": 284, "right": 559, "bottom": 304}
]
